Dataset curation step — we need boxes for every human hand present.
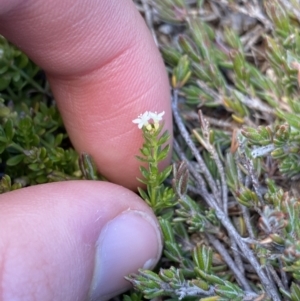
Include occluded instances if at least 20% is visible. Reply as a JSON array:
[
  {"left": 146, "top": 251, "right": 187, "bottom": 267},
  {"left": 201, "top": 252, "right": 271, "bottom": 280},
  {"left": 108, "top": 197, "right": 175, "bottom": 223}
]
[{"left": 0, "top": 1, "right": 172, "bottom": 300}]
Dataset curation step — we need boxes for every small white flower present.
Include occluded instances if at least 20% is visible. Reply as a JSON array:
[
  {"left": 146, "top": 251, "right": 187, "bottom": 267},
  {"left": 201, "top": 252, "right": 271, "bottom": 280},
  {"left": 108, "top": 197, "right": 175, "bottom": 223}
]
[
  {"left": 132, "top": 111, "right": 150, "bottom": 129},
  {"left": 149, "top": 111, "right": 165, "bottom": 123}
]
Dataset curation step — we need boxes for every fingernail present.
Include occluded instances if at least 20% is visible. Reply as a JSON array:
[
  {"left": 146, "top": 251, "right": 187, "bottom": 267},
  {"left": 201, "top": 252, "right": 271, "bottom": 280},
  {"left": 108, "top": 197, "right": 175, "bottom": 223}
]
[{"left": 89, "top": 210, "right": 162, "bottom": 301}]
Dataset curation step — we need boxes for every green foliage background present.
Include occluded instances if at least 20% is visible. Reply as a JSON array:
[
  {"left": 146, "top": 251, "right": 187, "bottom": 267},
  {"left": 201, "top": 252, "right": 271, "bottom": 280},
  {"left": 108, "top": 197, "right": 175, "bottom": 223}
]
[
  {"left": 127, "top": 1, "right": 300, "bottom": 301},
  {"left": 2, "top": 0, "right": 300, "bottom": 300},
  {"left": 0, "top": 36, "right": 80, "bottom": 192}
]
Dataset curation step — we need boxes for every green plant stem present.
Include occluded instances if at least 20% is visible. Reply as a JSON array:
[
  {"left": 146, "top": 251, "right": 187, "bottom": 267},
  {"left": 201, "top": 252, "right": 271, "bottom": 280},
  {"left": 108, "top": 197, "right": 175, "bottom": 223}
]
[
  {"left": 6, "top": 86, "right": 18, "bottom": 101},
  {"left": 11, "top": 64, "right": 46, "bottom": 94},
  {"left": 149, "top": 137, "right": 159, "bottom": 207}
]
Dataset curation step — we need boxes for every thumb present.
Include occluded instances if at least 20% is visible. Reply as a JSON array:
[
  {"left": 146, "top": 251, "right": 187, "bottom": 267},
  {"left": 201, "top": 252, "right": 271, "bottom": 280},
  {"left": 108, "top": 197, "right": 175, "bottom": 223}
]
[{"left": 0, "top": 181, "right": 162, "bottom": 301}]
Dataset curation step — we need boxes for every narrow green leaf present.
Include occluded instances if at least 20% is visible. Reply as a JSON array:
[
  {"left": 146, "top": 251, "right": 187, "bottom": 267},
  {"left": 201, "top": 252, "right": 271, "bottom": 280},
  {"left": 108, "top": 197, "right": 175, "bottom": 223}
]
[
  {"left": 157, "top": 131, "right": 170, "bottom": 146},
  {"left": 6, "top": 154, "right": 25, "bottom": 166},
  {"left": 193, "top": 245, "right": 212, "bottom": 273},
  {"left": 4, "top": 119, "right": 14, "bottom": 142},
  {"left": 157, "top": 145, "right": 170, "bottom": 162},
  {"left": 138, "top": 187, "right": 149, "bottom": 202},
  {"left": 291, "top": 282, "right": 300, "bottom": 301},
  {"left": 159, "top": 218, "right": 176, "bottom": 243},
  {"left": 196, "top": 269, "right": 224, "bottom": 285}
]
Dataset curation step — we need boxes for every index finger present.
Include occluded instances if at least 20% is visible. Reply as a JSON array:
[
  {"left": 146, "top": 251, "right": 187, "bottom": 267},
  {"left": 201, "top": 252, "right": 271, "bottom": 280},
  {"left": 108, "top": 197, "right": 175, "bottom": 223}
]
[{"left": 0, "top": 0, "right": 172, "bottom": 190}]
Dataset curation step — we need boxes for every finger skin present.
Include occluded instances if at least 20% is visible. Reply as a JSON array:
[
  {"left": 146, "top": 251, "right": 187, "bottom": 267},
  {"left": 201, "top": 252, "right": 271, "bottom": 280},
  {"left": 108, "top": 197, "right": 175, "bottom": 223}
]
[
  {"left": 0, "top": 181, "right": 161, "bottom": 301},
  {"left": 0, "top": 0, "right": 173, "bottom": 190}
]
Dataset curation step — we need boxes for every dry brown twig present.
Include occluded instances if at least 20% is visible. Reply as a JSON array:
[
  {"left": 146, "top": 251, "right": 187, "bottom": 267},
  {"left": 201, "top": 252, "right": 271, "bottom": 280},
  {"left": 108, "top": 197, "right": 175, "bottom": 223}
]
[
  {"left": 140, "top": 0, "right": 159, "bottom": 46},
  {"left": 172, "top": 89, "right": 281, "bottom": 300}
]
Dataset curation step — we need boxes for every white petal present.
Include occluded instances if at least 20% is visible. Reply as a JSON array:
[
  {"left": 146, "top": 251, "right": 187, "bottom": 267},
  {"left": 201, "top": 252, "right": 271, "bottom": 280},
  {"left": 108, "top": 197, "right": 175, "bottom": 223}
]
[
  {"left": 132, "top": 111, "right": 150, "bottom": 129},
  {"left": 132, "top": 118, "right": 141, "bottom": 124},
  {"left": 157, "top": 111, "right": 165, "bottom": 119},
  {"left": 149, "top": 111, "right": 165, "bottom": 122}
]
